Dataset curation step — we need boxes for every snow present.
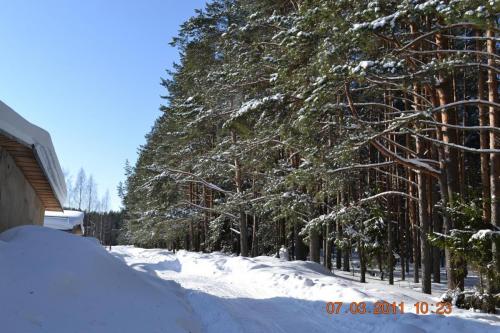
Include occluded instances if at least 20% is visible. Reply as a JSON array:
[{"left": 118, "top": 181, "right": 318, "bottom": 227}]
[
  {"left": 0, "top": 226, "right": 200, "bottom": 333},
  {"left": 3, "top": 225, "right": 496, "bottom": 333},
  {"left": 0, "top": 100, "right": 66, "bottom": 206},
  {"left": 470, "top": 229, "right": 500, "bottom": 241},
  {"left": 371, "top": 17, "right": 388, "bottom": 29},
  {"left": 278, "top": 246, "right": 289, "bottom": 261},
  {"left": 415, "top": 0, "right": 439, "bottom": 11},
  {"left": 352, "top": 12, "right": 401, "bottom": 31},
  {"left": 111, "top": 247, "right": 500, "bottom": 333},
  {"left": 44, "top": 210, "right": 85, "bottom": 231},
  {"left": 236, "top": 94, "right": 284, "bottom": 118},
  {"left": 352, "top": 61, "right": 375, "bottom": 74},
  {"left": 224, "top": 94, "right": 284, "bottom": 128}
]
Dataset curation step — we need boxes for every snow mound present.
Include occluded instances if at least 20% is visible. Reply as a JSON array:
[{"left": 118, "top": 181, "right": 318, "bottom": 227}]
[
  {"left": 0, "top": 100, "right": 66, "bottom": 206},
  {"left": 173, "top": 250, "right": 372, "bottom": 301},
  {"left": 0, "top": 226, "right": 200, "bottom": 333}
]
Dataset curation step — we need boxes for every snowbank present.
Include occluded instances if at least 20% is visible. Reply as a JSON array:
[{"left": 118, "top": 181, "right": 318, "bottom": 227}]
[
  {"left": 0, "top": 226, "right": 200, "bottom": 333},
  {"left": 0, "top": 100, "right": 66, "bottom": 206},
  {"left": 112, "top": 247, "right": 500, "bottom": 333}
]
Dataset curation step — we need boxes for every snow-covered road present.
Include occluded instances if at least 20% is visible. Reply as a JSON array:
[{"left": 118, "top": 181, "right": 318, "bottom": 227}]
[{"left": 110, "top": 246, "right": 500, "bottom": 333}]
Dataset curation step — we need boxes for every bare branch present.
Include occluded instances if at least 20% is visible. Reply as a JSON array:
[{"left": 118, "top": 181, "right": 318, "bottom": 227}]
[
  {"left": 359, "top": 191, "right": 418, "bottom": 204},
  {"left": 410, "top": 130, "right": 500, "bottom": 154},
  {"left": 328, "top": 161, "right": 396, "bottom": 174},
  {"left": 164, "top": 167, "right": 231, "bottom": 194},
  {"left": 181, "top": 200, "right": 238, "bottom": 220},
  {"left": 398, "top": 23, "right": 496, "bottom": 52},
  {"left": 419, "top": 120, "right": 500, "bottom": 134}
]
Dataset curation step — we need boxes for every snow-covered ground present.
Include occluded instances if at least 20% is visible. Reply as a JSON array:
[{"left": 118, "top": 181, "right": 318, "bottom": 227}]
[
  {"left": 0, "top": 226, "right": 200, "bottom": 333},
  {"left": 333, "top": 256, "right": 481, "bottom": 299},
  {"left": 1, "top": 226, "right": 498, "bottom": 333},
  {"left": 111, "top": 246, "right": 500, "bottom": 333}
]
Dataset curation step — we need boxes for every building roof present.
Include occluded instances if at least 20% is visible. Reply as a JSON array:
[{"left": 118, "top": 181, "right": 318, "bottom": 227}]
[
  {"left": 0, "top": 100, "right": 66, "bottom": 210},
  {"left": 44, "top": 210, "right": 84, "bottom": 231}
]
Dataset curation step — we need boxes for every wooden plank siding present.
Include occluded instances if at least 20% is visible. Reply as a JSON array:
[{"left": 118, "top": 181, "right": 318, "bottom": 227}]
[{"left": 0, "top": 133, "right": 62, "bottom": 211}]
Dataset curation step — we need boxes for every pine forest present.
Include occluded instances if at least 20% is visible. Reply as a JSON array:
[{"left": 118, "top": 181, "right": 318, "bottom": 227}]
[{"left": 118, "top": 0, "right": 500, "bottom": 310}]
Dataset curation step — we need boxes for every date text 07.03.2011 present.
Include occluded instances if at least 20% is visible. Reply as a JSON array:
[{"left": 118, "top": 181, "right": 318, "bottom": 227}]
[{"left": 326, "top": 301, "right": 452, "bottom": 315}]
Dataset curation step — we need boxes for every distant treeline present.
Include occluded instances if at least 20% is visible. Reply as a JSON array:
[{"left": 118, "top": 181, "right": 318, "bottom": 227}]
[{"left": 84, "top": 211, "right": 124, "bottom": 246}]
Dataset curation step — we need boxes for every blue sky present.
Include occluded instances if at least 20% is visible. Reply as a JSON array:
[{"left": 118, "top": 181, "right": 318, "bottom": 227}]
[{"left": 0, "top": 0, "right": 206, "bottom": 210}]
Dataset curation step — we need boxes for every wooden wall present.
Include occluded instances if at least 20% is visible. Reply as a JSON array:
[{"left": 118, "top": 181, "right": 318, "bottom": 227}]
[{"left": 0, "top": 147, "right": 44, "bottom": 233}]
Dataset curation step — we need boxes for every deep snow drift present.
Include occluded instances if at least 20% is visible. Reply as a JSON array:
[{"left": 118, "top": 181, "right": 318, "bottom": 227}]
[
  {"left": 0, "top": 226, "right": 200, "bottom": 333},
  {"left": 111, "top": 246, "right": 500, "bottom": 333}
]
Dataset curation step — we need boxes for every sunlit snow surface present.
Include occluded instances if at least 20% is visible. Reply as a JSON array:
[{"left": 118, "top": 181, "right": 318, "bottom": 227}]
[
  {"left": 111, "top": 246, "right": 500, "bottom": 333},
  {"left": 0, "top": 226, "right": 200, "bottom": 333},
  {"left": 1, "top": 226, "right": 496, "bottom": 333}
]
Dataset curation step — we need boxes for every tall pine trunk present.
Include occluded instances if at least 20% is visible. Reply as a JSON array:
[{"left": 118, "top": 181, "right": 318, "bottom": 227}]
[
  {"left": 232, "top": 130, "right": 248, "bottom": 257},
  {"left": 295, "top": 221, "right": 307, "bottom": 260},
  {"left": 432, "top": 181, "right": 442, "bottom": 283},
  {"left": 476, "top": 31, "right": 491, "bottom": 223},
  {"left": 487, "top": 28, "right": 500, "bottom": 292},
  {"left": 435, "top": 30, "right": 462, "bottom": 290},
  {"left": 309, "top": 229, "right": 320, "bottom": 263},
  {"left": 417, "top": 171, "right": 431, "bottom": 294},
  {"left": 388, "top": 218, "right": 394, "bottom": 285}
]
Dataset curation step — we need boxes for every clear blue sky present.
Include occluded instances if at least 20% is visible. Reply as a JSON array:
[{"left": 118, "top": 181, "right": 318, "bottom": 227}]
[{"left": 0, "top": 0, "right": 206, "bottom": 211}]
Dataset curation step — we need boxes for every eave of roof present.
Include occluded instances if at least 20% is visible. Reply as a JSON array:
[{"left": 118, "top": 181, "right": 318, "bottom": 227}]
[
  {"left": 0, "top": 100, "right": 66, "bottom": 210},
  {"left": 0, "top": 133, "right": 63, "bottom": 211}
]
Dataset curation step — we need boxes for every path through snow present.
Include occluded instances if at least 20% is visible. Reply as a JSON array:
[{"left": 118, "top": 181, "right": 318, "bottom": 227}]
[{"left": 110, "top": 246, "right": 500, "bottom": 333}]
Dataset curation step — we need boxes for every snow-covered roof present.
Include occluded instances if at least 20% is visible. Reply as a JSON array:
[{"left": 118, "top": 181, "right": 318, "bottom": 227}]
[
  {"left": 0, "top": 100, "right": 66, "bottom": 209},
  {"left": 44, "top": 210, "right": 85, "bottom": 231}
]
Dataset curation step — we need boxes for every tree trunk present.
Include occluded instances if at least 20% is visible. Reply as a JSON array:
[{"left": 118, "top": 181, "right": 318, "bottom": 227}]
[
  {"left": 399, "top": 179, "right": 406, "bottom": 281},
  {"left": 335, "top": 221, "right": 342, "bottom": 269},
  {"left": 477, "top": 31, "right": 491, "bottom": 223},
  {"left": 232, "top": 130, "right": 248, "bottom": 257},
  {"left": 410, "top": 171, "right": 419, "bottom": 283},
  {"left": 340, "top": 190, "right": 350, "bottom": 271},
  {"left": 388, "top": 220, "right": 394, "bottom": 285},
  {"left": 295, "top": 222, "right": 307, "bottom": 260},
  {"left": 251, "top": 215, "right": 258, "bottom": 257},
  {"left": 359, "top": 239, "right": 366, "bottom": 283},
  {"left": 404, "top": 195, "right": 410, "bottom": 276},
  {"left": 325, "top": 222, "right": 332, "bottom": 270},
  {"left": 436, "top": 30, "right": 463, "bottom": 290},
  {"left": 418, "top": 172, "right": 432, "bottom": 294},
  {"left": 239, "top": 213, "right": 248, "bottom": 257},
  {"left": 309, "top": 229, "right": 320, "bottom": 263},
  {"left": 432, "top": 183, "right": 442, "bottom": 283},
  {"left": 487, "top": 28, "right": 500, "bottom": 292}
]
